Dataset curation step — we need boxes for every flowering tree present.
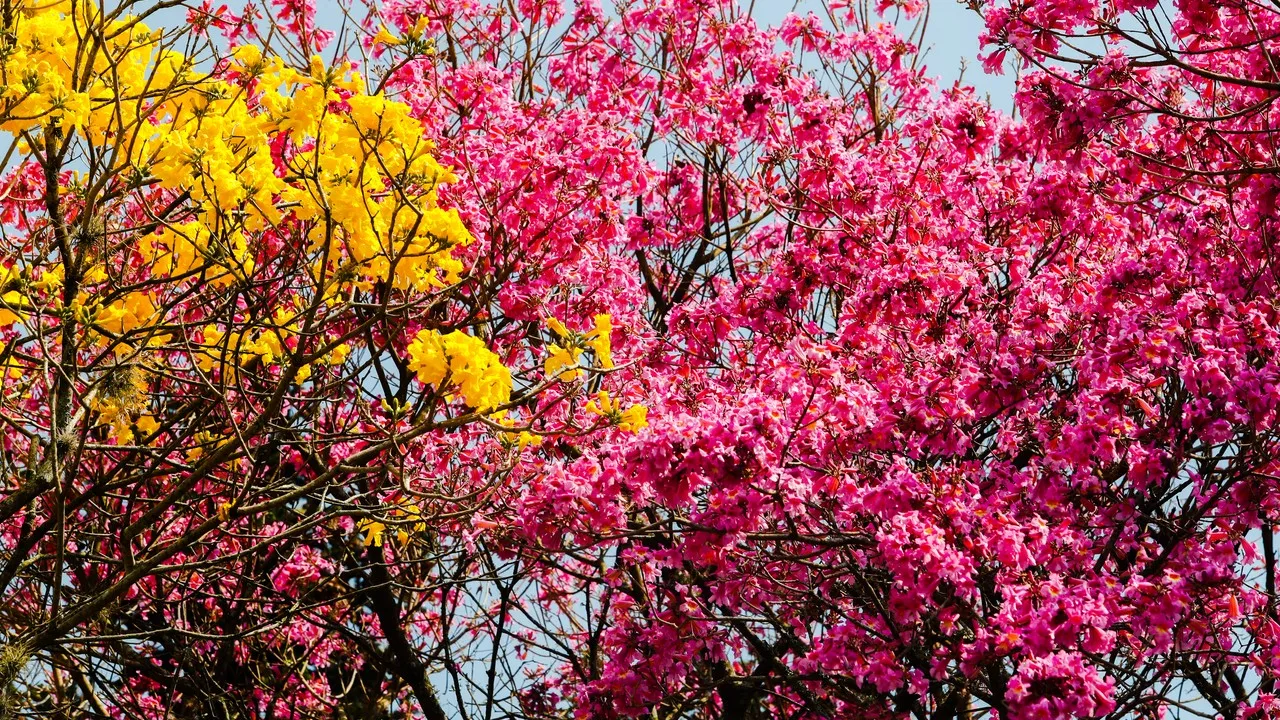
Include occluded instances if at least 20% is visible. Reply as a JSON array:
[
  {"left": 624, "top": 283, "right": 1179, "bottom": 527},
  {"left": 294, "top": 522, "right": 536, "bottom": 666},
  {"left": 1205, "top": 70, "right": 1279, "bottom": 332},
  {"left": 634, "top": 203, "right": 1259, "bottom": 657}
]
[
  {"left": 0, "top": 0, "right": 567, "bottom": 715},
  {"left": 967, "top": 2, "right": 1280, "bottom": 718},
  {"left": 2, "top": 0, "right": 1279, "bottom": 718}
]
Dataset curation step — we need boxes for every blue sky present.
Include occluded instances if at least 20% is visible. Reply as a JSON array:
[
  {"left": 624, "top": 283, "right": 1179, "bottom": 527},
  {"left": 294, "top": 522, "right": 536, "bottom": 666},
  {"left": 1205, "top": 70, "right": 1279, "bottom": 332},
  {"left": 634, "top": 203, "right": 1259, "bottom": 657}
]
[{"left": 914, "top": 0, "right": 1015, "bottom": 108}]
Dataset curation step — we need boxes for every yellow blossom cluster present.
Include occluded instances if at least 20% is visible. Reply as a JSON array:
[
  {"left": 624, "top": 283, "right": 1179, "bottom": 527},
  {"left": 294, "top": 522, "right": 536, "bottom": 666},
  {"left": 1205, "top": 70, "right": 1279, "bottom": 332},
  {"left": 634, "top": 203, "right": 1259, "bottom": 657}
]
[
  {"left": 406, "top": 329, "right": 512, "bottom": 411},
  {"left": 0, "top": 0, "right": 522, "bottom": 454},
  {"left": 584, "top": 390, "right": 648, "bottom": 433},
  {"left": 226, "top": 48, "right": 475, "bottom": 293},
  {"left": 358, "top": 501, "right": 427, "bottom": 547},
  {"left": 90, "top": 363, "right": 157, "bottom": 444},
  {"left": 145, "top": 44, "right": 472, "bottom": 296},
  {"left": 0, "top": 266, "right": 28, "bottom": 328},
  {"left": 490, "top": 410, "right": 542, "bottom": 451},
  {"left": 192, "top": 305, "right": 306, "bottom": 388},
  {"left": 0, "top": 0, "right": 163, "bottom": 136},
  {"left": 96, "top": 292, "right": 160, "bottom": 336},
  {"left": 544, "top": 314, "right": 613, "bottom": 381},
  {"left": 0, "top": 0, "right": 486, "bottom": 371}
]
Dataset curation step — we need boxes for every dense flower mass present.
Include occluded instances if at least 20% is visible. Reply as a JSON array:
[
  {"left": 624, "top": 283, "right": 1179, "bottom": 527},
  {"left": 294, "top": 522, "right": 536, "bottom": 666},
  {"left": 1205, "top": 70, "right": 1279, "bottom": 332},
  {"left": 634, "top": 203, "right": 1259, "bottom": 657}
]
[{"left": 0, "top": 0, "right": 1278, "bottom": 718}]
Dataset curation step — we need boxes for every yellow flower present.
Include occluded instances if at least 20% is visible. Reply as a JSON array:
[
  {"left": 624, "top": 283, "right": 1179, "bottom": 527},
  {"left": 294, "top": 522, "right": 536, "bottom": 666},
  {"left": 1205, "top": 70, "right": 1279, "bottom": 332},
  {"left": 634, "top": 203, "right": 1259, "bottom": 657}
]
[
  {"left": 325, "top": 343, "right": 352, "bottom": 366},
  {"left": 358, "top": 518, "right": 387, "bottom": 547},
  {"left": 230, "top": 44, "right": 265, "bottom": 75},
  {"left": 407, "top": 329, "right": 512, "bottom": 411},
  {"left": 135, "top": 414, "right": 160, "bottom": 438},
  {"left": 585, "top": 390, "right": 614, "bottom": 417},
  {"left": 618, "top": 404, "right": 649, "bottom": 433},
  {"left": 82, "top": 264, "right": 107, "bottom": 285},
  {"left": 57, "top": 91, "right": 91, "bottom": 132},
  {"left": 514, "top": 431, "right": 542, "bottom": 450},
  {"left": 0, "top": 290, "right": 26, "bottom": 328},
  {"left": 97, "top": 292, "right": 158, "bottom": 335},
  {"left": 586, "top": 313, "right": 614, "bottom": 369},
  {"left": 372, "top": 25, "right": 402, "bottom": 47},
  {"left": 543, "top": 315, "right": 614, "bottom": 378},
  {"left": 545, "top": 316, "right": 570, "bottom": 339},
  {"left": 586, "top": 390, "right": 648, "bottom": 433},
  {"left": 393, "top": 502, "right": 427, "bottom": 545},
  {"left": 31, "top": 266, "right": 61, "bottom": 293},
  {"left": 186, "top": 431, "right": 229, "bottom": 461},
  {"left": 544, "top": 343, "right": 582, "bottom": 382}
]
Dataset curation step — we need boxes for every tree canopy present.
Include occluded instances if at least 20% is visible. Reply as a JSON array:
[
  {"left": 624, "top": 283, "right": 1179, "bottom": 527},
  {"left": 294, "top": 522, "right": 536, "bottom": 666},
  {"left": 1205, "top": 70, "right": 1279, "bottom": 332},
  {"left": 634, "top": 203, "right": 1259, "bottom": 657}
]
[{"left": 1, "top": 0, "right": 1279, "bottom": 719}]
